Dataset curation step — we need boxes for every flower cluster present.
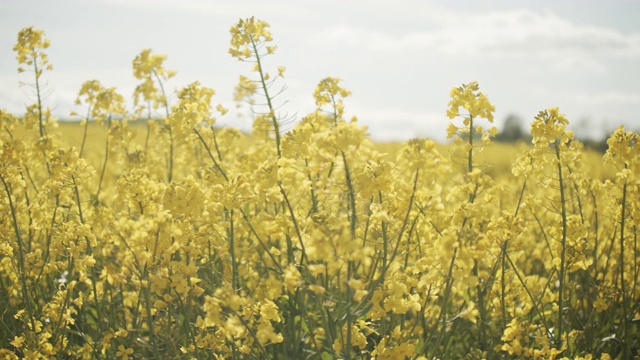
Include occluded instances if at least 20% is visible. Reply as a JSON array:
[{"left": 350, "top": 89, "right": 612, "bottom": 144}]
[
  {"left": 1, "top": 21, "right": 638, "bottom": 360},
  {"left": 314, "top": 77, "right": 352, "bottom": 121},
  {"left": 14, "top": 26, "right": 52, "bottom": 76},
  {"left": 132, "top": 48, "right": 176, "bottom": 118}
]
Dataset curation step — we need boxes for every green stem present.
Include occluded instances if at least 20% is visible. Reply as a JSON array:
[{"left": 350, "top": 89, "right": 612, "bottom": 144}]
[
  {"left": 227, "top": 209, "right": 239, "bottom": 292},
  {"left": 173, "top": 290, "right": 201, "bottom": 359},
  {"left": 554, "top": 139, "right": 568, "bottom": 347},
  {"left": 142, "top": 285, "right": 162, "bottom": 359},
  {"left": 95, "top": 122, "right": 110, "bottom": 201},
  {"left": 468, "top": 115, "right": 474, "bottom": 174},
  {"left": 501, "top": 241, "right": 508, "bottom": 330},
  {"left": 240, "top": 211, "right": 283, "bottom": 272},
  {"left": 331, "top": 93, "right": 338, "bottom": 124},
  {"left": 345, "top": 264, "right": 353, "bottom": 360},
  {"left": 194, "top": 127, "right": 228, "bottom": 181},
  {"left": 79, "top": 106, "right": 91, "bottom": 158},
  {"left": 250, "top": 34, "right": 281, "bottom": 157},
  {"left": 71, "top": 175, "right": 103, "bottom": 339},
  {"left": 211, "top": 126, "right": 224, "bottom": 162},
  {"left": 619, "top": 177, "right": 629, "bottom": 359},
  {"left": 431, "top": 247, "right": 458, "bottom": 357},
  {"left": 341, "top": 152, "right": 358, "bottom": 360},
  {"left": 152, "top": 69, "right": 173, "bottom": 182},
  {"left": 0, "top": 173, "right": 37, "bottom": 338},
  {"left": 33, "top": 59, "right": 46, "bottom": 139},
  {"left": 168, "top": 128, "right": 174, "bottom": 183},
  {"left": 474, "top": 260, "right": 488, "bottom": 352},
  {"left": 389, "top": 169, "right": 419, "bottom": 269},
  {"left": 497, "top": 181, "right": 527, "bottom": 333},
  {"left": 505, "top": 251, "right": 551, "bottom": 330},
  {"left": 32, "top": 57, "right": 52, "bottom": 176},
  {"left": 144, "top": 101, "right": 151, "bottom": 150},
  {"left": 342, "top": 152, "right": 357, "bottom": 239},
  {"left": 279, "top": 184, "right": 307, "bottom": 265}
]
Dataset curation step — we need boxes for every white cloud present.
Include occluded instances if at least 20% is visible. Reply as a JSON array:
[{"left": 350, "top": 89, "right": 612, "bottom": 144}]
[
  {"left": 318, "top": 8, "right": 640, "bottom": 62},
  {"left": 2, "top": 1, "right": 638, "bottom": 142},
  {"left": 90, "top": 0, "right": 308, "bottom": 18},
  {"left": 572, "top": 91, "right": 640, "bottom": 106},
  {"left": 551, "top": 56, "right": 607, "bottom": 73}
]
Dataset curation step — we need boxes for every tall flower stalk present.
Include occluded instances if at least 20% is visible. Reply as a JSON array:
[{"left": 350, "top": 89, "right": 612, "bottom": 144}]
[
  {"left": 430, "top": 82, "right": 496, "bottom": 358},
  {"left": 14, "top": 27, "right": 53, "bottom": 140},
  {"left": 229, "top": 17, "right": 287, "bottom": 157},
  {"left": 527, "top": 107, "right": 591, "bottom": 350},
  {"left": 132, "top": 49, "right": 175, "bottom": 181},
  {"left": 604, "top": 126, "right": 639, "bottom": 359}
]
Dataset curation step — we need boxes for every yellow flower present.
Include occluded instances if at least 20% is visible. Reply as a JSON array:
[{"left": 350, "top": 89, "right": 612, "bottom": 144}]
[
  {"left": 229, "top": 17, "right": 273, "bottom": 61},
  {"left": 132, "top": 48, "right": 175, "bottom": 116},
  {"left": 256, "top": 319, "right": 284, "bottom": 344},
  {"left": 314, "top": 77, "right": 351, "bottom": 120},
  {"left": 224, "top": 316, "right": 246, "bottom": 340},
  {"left": 530, "top": 107, "right": 572, "bottom": 146},
  {"left": 132, "top": 48, "right": 175, "bottom": 81},
  {"left": 446, "top": 122, "right": 459, "bottom": 139},
  {"left": 14, "top": 26, "right": 52, "bottom": 75},
  {"left": 167, "top": 81, "right": 217, "bottom": 143},
  {"left": 260, "top": 300, "right": 281, "bottom": 322},
  {"left": 75, "top": 80, "right": 126, "bottom": 125},
  {"left": 10, "top": 336, "right": 25, "bottom": 348},
  {"left": 447, "top": 81, "right": 494, "bottom": 122},
  {"left": 116, "top": 345, "right": 133, "bottom": 360},
  {"left": 604, "top": 125, "right": 639, "bottom": 171},
  {"left": 308, "top": 284, "right": 326, "bottom": 295},
  {"left": 283, "top": 264, "right": 301, "bottom": 292},
  {"left": 233, "top": 75, "right": 258, "bottom": 103}
]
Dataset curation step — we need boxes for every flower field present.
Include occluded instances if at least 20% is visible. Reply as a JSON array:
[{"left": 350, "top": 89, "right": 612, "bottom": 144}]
[{"left": 1, "top": 18, "right": 638, "bottom": 359}]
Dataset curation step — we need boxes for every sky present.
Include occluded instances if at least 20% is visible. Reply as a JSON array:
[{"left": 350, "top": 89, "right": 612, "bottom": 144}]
[{"left": 1, "top": 0, "right": 639, "bottom": 142}]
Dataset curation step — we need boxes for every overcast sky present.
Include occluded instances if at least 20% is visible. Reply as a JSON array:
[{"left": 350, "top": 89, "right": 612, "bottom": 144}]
[{"left": 1, "top": 0, "right": 639, "bottom": 141}]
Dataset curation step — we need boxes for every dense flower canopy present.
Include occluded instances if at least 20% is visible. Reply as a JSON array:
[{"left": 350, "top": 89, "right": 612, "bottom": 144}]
[{"left": 0, "top": 21, "right": 638, "bottom": 360}]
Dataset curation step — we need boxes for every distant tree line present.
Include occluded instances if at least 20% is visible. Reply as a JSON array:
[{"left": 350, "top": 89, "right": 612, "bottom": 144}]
[{"left": 495, "top": 114, "right": 610, "bottom": 153}]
